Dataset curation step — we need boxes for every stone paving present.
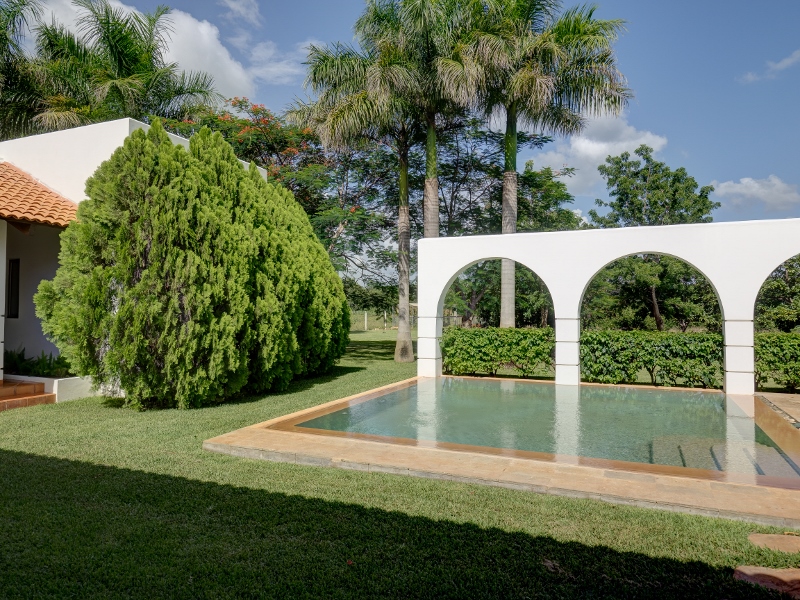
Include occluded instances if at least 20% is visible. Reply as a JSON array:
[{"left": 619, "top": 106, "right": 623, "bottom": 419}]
[{"left": 205, "top": 379, "right": 800, "bottom": 528}]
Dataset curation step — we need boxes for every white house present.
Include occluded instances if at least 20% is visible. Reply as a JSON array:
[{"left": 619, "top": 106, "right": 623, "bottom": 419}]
[{"left": 0, "top": 118, "right": 266, "bottom": 402}]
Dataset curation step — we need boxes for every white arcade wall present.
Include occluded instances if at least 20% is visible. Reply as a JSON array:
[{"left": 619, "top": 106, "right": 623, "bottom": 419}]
[{"left": 416, "top": 218, "right": 800, "bottom": 395}]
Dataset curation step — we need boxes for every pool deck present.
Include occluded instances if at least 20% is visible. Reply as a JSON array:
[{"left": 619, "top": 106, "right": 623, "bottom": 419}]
[{"left": 204, "top": 378, "right": 800, "bottom": 528}]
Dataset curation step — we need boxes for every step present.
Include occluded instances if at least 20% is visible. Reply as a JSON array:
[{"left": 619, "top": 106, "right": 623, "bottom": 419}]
[
  {"left": 0, "top": 380, "right": 45, "bottom": 398},
  {"left": 0, "top": 393, "right": 56, "bottom": 412}
]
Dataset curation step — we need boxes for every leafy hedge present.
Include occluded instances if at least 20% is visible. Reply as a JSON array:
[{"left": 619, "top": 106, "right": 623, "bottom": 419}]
[
  {"left": 441, "top": 327, "right": 554, "bottom": 376},
  {"left": 755, "top": 334, "right": 800, "bottom": 392},
  {"left": 580, "top": 331, "right": 723, "bottom": 388},
  {"left": 441, "top": 328, "right": 800, "bottom": 391}
]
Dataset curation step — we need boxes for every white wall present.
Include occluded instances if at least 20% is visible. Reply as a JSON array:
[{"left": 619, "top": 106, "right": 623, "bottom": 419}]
[
  {"left": 0, "top": 118, "right": 266, "bottom": 204},
  {"left": 5, "top": 223, "right": 62, "bottom": 358},
  {"left": 417, "top": 218, "right": 800, "bottom": 395}
]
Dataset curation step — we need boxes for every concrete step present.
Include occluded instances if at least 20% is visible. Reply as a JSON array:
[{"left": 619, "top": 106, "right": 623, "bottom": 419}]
[
  {"left": 0, "top": 393, "right": 56, "bottom": 412},
  {"left": 0, "top": 380, "right": 45, "bottom": 398},
  {"left": 652, "top": 435, "right": 800, "bottom": 478}
]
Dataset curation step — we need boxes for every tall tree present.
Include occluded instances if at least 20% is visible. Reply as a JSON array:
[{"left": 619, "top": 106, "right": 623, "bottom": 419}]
[
  {"left": 589, "top": 144, "right": 718, "bottom": 227},
  {"left": 587, "top": 144, "right": 720, "bottom": 331},
  {"left": 441, "top": 0, "right": 629, "bottom": 326},
  {"left": 287, "top": 4, "right": 421, "bottom": 362},
  {"left": 359, "top": 0, "right": 472, "bottom": 239}
]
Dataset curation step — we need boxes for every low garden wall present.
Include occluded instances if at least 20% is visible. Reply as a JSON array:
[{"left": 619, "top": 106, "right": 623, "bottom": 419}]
[{"left": 440, "top": 327, "right": 800, "bottom": 391}]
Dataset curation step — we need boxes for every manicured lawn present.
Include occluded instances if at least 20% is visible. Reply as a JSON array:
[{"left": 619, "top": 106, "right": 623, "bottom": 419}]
[{"left": 0, "top": 331, "right": 795, "bottom": 598}]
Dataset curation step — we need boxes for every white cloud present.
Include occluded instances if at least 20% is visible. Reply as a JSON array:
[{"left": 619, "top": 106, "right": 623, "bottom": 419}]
[
  {"left": 166, "top": 10, "right": 254, "bottom": 99},
  {"left": 245, "top": 39, "right": 319, "bottom": 86},
  {"left": 218, "top": 0, "right": 261, "bottom": 24},
  {"left": 712, "top": 175, "right": 800, "bottom": 211},
  {"left": 528, "top": 114, "right": 668, "bottom": 196},
  {"left": 738, "top": 48, "right": 800, "bottom": 83}
]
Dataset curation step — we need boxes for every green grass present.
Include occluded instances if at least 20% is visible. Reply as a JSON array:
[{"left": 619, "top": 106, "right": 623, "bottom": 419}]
[{"left": 0, "top": 331, "right": 795, "bottom": 598}]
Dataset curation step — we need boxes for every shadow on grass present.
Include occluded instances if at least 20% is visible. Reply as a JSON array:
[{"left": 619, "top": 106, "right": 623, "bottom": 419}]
[
  {"left": 102, "top": 365, "right": 368, "bottom": 410},
  {"left": 344, "top": 339, "right": 417, "bottom": 362},
  {"left": 0, "top": 449, "right": 772, "bottom": 599}
]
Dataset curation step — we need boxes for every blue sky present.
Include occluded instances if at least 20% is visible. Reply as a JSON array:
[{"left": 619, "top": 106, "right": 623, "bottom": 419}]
[{"left": 38, "top": 1, "right": 800, "bottom": 222}]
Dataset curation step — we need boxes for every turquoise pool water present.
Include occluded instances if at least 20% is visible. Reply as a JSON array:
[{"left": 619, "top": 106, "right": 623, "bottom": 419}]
[{"left": 296, "top": 378, "right": 800, "bottom": 479}]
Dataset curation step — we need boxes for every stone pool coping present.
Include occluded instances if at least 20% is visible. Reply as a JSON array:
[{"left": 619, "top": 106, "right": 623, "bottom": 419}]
[{"left": 204, "top": 377, "right": 800, "bottom": 528}]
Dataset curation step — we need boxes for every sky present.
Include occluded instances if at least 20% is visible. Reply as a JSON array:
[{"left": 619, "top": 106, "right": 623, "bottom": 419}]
[{"left": 32, "top": 0, "right": 800, "bottom": 223}]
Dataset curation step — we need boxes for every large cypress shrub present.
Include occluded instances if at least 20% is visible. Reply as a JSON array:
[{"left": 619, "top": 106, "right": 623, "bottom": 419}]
[{"left": 35, "top": 121, "right": 349, "bottom": 409}]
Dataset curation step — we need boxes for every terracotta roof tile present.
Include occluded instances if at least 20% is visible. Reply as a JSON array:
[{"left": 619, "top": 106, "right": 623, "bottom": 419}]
[{"left": 0, "top": 162, "right": 78, "bottom": 228}]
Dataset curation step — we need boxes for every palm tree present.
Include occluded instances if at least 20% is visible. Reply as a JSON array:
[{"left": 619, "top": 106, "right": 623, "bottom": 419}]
[
  {"left": 288, "top": 2, "right": 420, "bottom": 362},
  {"left": 361, "top": 0, "right": 473, "bottom": 239},
  {"left": 0, "top": 0, "right": 43, "bottom": 139},
  {"left": 0, "top": 0, "right": 219, "bottom": 138},
  {"left": 440, "top": 0, "right": 629, "bottom": 326}
]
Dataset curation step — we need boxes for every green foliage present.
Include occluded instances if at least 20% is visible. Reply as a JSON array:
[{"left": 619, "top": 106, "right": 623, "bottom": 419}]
[
  {"left": 441, "top": 327, "right": 554, "bottom": 377},
  {"left": 580, "top": 331, "right": 723, "bottom": 388},
  {"left": 755, "top": 333, "right": 800, "bottom": 392},
  {"left": 582, "top": 255, "right": 721, "bottom": 333},
  {"left": 590, "top": 144, "right": 719, "bottom": 227},
  {"left": 3, "top": 348, "right": 73, "bottom": 378},
  {"left": 34, "top": 121, "right": 348, "bottom": 409},
  {"left": 755, "top": 255, "right": 800, "bottom": 332}
]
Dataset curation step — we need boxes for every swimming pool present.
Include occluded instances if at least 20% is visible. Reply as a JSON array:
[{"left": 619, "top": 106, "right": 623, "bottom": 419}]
[{"left": 273, "top": 377, "right": 800, "bottom": 483}]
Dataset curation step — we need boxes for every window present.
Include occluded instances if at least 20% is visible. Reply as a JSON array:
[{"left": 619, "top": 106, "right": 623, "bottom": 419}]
[{"left": 6, "top": 258, "right": 19, "bottom": 319}]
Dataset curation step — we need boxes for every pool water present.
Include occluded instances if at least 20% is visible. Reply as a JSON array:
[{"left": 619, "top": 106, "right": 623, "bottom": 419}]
[{"left": 295, "top": 378, "right": 800, "bottom": 479}]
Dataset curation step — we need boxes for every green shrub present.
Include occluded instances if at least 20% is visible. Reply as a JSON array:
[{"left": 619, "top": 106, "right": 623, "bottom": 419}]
[
  {"left": 580, "top": 331, "right": 723, "bottom": 388},
  {"left": 34, "top": 121, "right": 349, "bottom": 409},
  {"left": 441, "top": 327, "right": 554, "bottom": 376},
  {"left": 4, "top": 349, "right": 73, "bottom": 378},
  {"left": 755, "top": 333, "right": 800, "bottom": 392}
]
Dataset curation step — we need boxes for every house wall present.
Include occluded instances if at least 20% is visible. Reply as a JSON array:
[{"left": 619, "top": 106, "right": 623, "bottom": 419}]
[
  {"left": 5, "top": 223, "right": 61, "bottom": 358},
  {"left": 0, "top": 119, "right": 189, "bottom": 203},
  {"left": 0, "top": 118, "right": 267, "bottom": 205}
]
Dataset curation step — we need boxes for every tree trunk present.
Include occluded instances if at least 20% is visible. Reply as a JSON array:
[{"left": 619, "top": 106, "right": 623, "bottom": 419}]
[
  {"left": 395, "top": 143, "right": 414, "bottom": 362},
  {"left": 649, "top": 284, "right": 664, "bottom": 331},
  {"left": 423, "top": 112, "right": 439, "bottom": 238},
  {"left": 500, "top": 103, "right": 518, "bottom": 328}
]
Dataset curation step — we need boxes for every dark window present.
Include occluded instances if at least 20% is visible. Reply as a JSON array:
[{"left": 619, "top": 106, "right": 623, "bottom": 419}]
[{"left": 7, "top": 258, "right": 19, "bottom": 319}]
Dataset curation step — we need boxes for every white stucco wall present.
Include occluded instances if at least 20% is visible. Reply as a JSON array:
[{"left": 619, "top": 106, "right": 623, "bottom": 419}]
[
  {"left": 0, "top": 118, "right": 267, "bottom": 204},
  {"left": 5, "top": 223, "right": 61, "bottom": 358},
  {"left": 417, "top": 218, "right": 800, "bottom": 395}
]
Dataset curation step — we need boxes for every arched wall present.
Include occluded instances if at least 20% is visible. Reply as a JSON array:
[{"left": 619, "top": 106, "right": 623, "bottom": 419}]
[{"left": 417, "top": 218, "right": 800, "bottom": 395}]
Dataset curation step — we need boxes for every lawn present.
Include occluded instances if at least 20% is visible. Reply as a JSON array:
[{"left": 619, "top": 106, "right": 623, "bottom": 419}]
[{"left": 0, "top": 331, "right": 796, "bottom": 598}]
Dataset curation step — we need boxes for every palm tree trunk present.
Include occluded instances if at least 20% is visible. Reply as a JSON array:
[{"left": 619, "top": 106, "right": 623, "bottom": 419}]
[
  {"left": 395, "top": 142, "right": 414, "bottom": 362},
  {"left": 423, "top": 111, "right": 439, "bottom": 238},
  {"left": 500, "top": 102, "right": 518, "bottom": 328}
]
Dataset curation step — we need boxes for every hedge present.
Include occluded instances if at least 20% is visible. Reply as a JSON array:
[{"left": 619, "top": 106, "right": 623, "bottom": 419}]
[
  {"left": 580, "top": 331, "right": 723, "bottom": 388},
  {"left": 755, "top": 333, "right": 800, "bottom": 392},
  {"left": 441, "top": 327, "right": 554, "bottom": 377},
  {"left": 440, "top": 327, "right": 800, "bottom": 391}
]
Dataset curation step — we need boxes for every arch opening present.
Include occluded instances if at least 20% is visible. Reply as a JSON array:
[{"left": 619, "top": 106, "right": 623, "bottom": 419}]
[
  {"left": 443, "top": 259, "right": 555, "bottom": 329},
  {"left": 579, "top": 252, "right": 724, "bottom": 389},
  {"left": 754, "top": 253, "right": 800, "bottom": 393}
]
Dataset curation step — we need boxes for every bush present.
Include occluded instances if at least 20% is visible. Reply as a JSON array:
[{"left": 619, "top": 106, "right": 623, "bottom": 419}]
[
  {"left": 441, "top": 327, "right": 554, "bottom": 376},
  {"left": 35, "top": 121, "right": 349, "bottom": 409},
  {"left": 580, "top": 331, "right": 723, "bottom": 388},
  {"left": 755, "top": 333, "right": 800, "bottom": 392},
  {"left": 4, "top": 349, "right": 73, "bottom": 378}
]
